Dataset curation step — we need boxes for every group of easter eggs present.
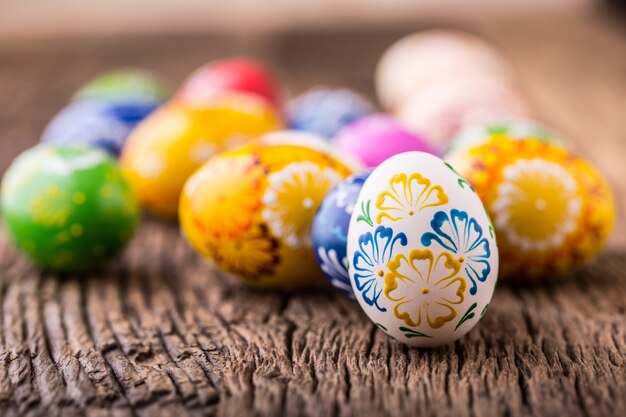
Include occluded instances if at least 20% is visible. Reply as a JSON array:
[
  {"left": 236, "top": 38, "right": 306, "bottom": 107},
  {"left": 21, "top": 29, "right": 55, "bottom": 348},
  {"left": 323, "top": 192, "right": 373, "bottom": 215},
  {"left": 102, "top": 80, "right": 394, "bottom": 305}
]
[{"left": 0, "top": 30, "right": 615, "bottom": 347}]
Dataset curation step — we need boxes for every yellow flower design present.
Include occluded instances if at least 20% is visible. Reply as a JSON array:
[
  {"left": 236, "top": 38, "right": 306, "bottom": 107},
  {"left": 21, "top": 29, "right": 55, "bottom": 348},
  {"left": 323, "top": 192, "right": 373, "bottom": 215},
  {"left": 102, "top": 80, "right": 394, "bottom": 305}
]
[
  {"left": 384, "top": 249, "right": 465, "bottom": 329},
  {"left": 184, "top": 154, "right": 265, "bottom": 239},
  {"left": 447, "top": 137, "right": 616, "bottom": 280},
  {"left": 208, "top": 224, "right": 279, "bottom": 282},
  {"left": 262, "top": 161, "right": 343, "bottom": 248},
  {"left": 492, "top": 158, "right": 582, "bottom": 252},
  {"left": 376, "top": 173, "right": 448, "bottom": 224}
]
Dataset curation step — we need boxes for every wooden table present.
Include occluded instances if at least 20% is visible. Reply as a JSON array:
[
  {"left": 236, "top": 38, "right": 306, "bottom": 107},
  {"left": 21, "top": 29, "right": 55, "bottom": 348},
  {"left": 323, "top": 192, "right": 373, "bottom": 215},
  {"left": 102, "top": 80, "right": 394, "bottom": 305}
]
[{"left": 0, "top": 12, "right": 624, "bottom": 417}]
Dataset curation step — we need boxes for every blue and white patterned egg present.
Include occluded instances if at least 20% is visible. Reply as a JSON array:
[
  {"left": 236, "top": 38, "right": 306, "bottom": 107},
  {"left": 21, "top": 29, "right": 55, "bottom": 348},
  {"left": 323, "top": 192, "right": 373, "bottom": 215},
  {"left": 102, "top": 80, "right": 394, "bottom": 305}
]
[
  {"left": 312, "top": 171, "right": 370, "bottom": 298},
  {"left": 287, "top": 87, "right": 374, "bottom": 139},
  {"left": 347, "top": 152, "right": 498, "bottom": 347},
  {"left": 41, "top": 99, "right": 160, "bottom": 157}
]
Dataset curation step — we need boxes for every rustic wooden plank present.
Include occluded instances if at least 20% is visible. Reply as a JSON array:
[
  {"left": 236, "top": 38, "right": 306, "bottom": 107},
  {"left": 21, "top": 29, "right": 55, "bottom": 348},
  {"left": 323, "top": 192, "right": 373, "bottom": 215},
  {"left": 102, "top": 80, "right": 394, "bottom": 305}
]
[{"left": 0, "top": 12, "right": 625, "bottom": 417}]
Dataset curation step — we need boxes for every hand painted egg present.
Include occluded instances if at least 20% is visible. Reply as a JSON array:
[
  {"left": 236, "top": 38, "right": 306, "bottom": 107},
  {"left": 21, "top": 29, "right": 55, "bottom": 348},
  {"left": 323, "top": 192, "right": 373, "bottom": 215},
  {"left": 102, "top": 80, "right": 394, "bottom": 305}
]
[
  {"left": 376, "top": 30, "right": 512, "bottom": 111},
  {"left": 334, "top": 114, "right": 437, "bottom": 167},
  {"left": 312, "top": 172, "right": 370, "bottom": 298},
  {"left": 74, "top": 68, "right": 170, "bottom": 104},
  {"left": 347, "top": 152, "right": 498, "bottom": 347},
  {"left": 446, "top": 137, "right": 615, "bottom": 280},
  {"left": 287, "top": 87, "right": 374, "bottom": 139},
  {"left": 395, "top": 78, "right": 530, "bottom": 153},
  {"left": 178, "top": 58, "right": 283, "bottom": 108},
  {"left": 179, "top": 132, "right": 356, "bottom": 288},
  {"left": 120, "top": 93, "right": 282, "bottom": 218},
  {"left": 1, "top": 145, "right": 139, "bottom": 271},
  {"left": 445, "top": 118, "right": 569, "bottom": 156},
  {"left": 41, "top": 99, "right": 160, "bottom": 157}
]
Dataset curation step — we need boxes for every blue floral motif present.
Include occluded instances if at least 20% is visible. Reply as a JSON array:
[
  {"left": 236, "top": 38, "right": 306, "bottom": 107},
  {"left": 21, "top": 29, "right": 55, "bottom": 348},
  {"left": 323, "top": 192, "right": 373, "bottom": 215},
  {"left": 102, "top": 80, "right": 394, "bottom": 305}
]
[
  {"left": 420, "top": 209, "right": 491, "bottom": 296},
  {"left": 312, "top": 172, "right": 370, "bottom": 298},
  {"left": 316, "top": 246, "right": 354, "bottom": 299},
  {"left": 353, "top": 226, "right": 407, "bottom": 311}
]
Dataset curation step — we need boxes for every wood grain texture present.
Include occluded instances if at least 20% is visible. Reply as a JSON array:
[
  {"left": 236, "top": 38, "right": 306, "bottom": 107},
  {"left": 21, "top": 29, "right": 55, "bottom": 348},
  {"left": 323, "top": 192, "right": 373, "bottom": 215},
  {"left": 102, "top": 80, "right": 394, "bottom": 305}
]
[{"left": 0, "top": 12, "right": 625, "bottom": 417}]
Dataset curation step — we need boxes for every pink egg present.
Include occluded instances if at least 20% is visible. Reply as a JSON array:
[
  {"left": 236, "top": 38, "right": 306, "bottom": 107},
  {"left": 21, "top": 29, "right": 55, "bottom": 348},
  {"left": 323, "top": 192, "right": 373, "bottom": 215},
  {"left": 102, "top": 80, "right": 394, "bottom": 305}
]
[{"left": 334, "top": 114, "right": 436, "bottom": 168}]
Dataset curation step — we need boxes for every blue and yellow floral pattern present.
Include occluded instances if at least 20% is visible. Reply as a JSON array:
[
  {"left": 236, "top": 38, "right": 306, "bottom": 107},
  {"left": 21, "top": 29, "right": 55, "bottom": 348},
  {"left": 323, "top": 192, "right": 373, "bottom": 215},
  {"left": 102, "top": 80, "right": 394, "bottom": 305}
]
[
  {"left": 346, "top": 152, "right": 498, "bottom": 347},
  {"left": 420, "top": 209, "right": 491, "bottom": 295},
  {"left": 352, "top": 225, "right": 407, "bottom": 311}
]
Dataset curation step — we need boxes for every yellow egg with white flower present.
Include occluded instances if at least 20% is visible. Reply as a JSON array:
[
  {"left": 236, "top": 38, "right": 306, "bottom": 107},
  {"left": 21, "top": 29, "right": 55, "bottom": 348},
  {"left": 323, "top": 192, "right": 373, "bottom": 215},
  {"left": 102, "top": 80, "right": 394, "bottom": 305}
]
[
  {"left": 179, "top": 131, "right": 358, "bottom": 288},
  {"left": 446, "top": 136, "right": 615, "bottom": 280}
]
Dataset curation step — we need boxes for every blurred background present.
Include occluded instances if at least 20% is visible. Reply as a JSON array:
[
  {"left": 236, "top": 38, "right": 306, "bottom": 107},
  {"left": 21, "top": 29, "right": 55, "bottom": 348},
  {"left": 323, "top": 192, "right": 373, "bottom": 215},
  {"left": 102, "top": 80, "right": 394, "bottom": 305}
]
[
  {"left": 0, "top": 0, "right": 606, "bottom": 37},
  {"left": 0, "top": 0, "right": 624, "bottom": 246}
]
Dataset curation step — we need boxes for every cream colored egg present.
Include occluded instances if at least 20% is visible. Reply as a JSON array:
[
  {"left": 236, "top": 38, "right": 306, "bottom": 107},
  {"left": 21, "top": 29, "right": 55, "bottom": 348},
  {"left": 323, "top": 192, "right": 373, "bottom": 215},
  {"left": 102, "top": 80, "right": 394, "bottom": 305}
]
[{"left": 376, "top": 30, "right": 512, "bottom": 111}]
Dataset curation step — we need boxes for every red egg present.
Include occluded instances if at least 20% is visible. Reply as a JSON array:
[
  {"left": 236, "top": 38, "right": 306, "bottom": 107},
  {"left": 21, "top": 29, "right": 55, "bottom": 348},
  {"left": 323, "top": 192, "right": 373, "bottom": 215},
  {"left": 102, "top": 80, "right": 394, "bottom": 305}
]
[{"left": 178, "top": 58, "right": 283, "bottom": 108}]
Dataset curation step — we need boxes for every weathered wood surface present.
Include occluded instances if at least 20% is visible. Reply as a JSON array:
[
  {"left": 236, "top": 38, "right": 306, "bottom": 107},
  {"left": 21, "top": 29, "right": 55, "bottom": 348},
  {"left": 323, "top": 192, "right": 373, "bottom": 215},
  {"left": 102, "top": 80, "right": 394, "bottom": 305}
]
[{"left": 0, "top": 13, "right": 625, "bottom": 417}]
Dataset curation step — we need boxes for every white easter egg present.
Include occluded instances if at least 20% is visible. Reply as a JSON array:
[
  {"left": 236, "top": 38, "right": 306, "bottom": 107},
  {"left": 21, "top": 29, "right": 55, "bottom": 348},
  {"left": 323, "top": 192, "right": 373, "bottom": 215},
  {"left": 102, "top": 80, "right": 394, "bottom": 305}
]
[{"left": 347, "top": 152, "right": 498, "bottom": 347}]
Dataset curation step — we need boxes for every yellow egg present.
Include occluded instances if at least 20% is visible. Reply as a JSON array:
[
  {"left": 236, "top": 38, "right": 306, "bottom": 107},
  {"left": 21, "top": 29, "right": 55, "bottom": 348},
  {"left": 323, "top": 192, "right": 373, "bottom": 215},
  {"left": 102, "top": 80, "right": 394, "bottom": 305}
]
[
  {"left": 120, "top": 92, "right": 282, "bottom": 218},
  {"left": 179, "top": 131, "right": 358, "bottom": 288},
  {"left": 446, "top": 136, "right": 615, "bottom": 280}
]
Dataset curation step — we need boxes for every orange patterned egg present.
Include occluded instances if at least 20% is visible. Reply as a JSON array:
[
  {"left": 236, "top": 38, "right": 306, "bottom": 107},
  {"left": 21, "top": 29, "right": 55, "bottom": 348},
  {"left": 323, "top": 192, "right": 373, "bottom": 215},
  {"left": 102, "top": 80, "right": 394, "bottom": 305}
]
[
  {"left": 120, "top": 92, "right": 282, "bottom": 218},
  {"left": 446, "top": 136, "right": 615, "bottom": 280},
  {"left": 179, "top": 131, "right": 358, "bottom": 288}
]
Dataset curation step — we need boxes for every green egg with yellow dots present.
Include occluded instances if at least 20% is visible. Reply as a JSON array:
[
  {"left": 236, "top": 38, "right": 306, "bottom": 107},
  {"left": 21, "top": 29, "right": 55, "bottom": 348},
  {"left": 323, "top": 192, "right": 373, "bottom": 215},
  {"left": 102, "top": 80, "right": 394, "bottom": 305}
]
[{"left": 1, "top": 144, "right": 139, "bottom": 271}]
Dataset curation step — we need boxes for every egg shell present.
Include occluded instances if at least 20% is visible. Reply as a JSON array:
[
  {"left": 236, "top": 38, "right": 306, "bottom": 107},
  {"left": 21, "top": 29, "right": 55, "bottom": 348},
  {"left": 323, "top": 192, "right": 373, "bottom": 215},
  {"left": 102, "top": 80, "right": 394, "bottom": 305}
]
[
  {"left": 0, "top": 145, "right": 139, "bottom": 271},
  {"left": 395, "top": 78, "right": 530, "bottom": 153},
  {"left": 446, "top": 136, "right": 615, "bottom": 280},
  {"left": 312, "top": 171, "right": 370, "bottom": 298},
  {"left": 41, "top": 99, "right": 160, "bottom": 157},
  {"left": 376, "top": 30, "right": 512, "bottom": 111},
  {"left": 178, "top": 58, "right": 283, "bottom": 108},
  {"left": 179, "top": 132, "right": 355, "bottom": 289},
  {"left": 445, "top": 118, "right": 569, "bottom": 156},
  {"left": 287, "top": 87, "right": 374, "bottom": 139},
  {"left": 347, "top": 151, "right": 498, "bottom": 347},
  {"left": 120, "top": 92, "right": 282, "bottom": 218},
  {"left": 74, "top": 68, "right": 170, "bottom": 104},
  {"left": 334, "top": 114, "right": 437, "bottom": 167}
]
